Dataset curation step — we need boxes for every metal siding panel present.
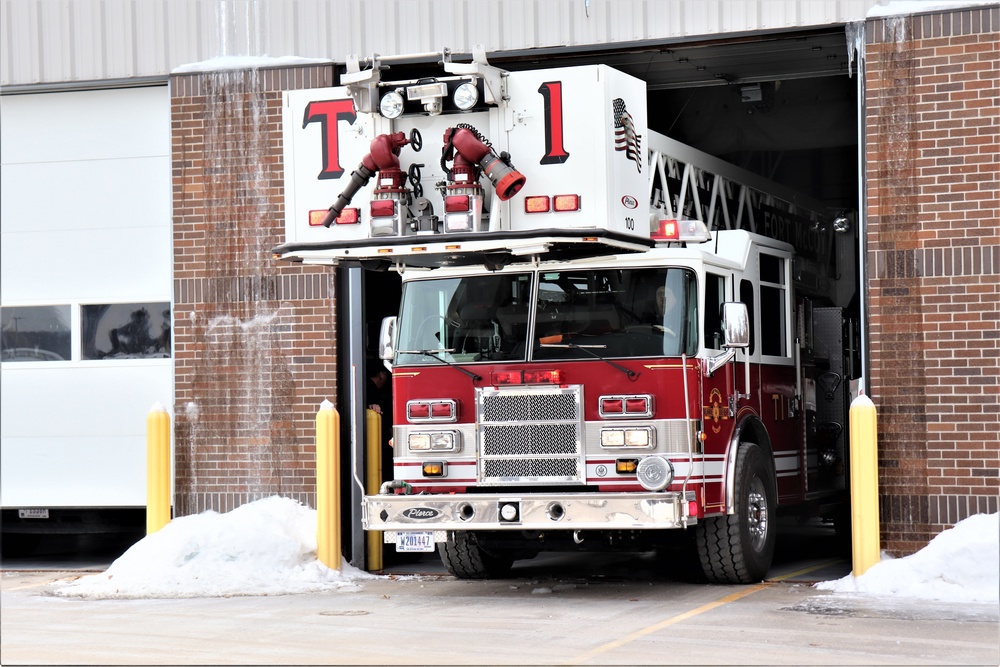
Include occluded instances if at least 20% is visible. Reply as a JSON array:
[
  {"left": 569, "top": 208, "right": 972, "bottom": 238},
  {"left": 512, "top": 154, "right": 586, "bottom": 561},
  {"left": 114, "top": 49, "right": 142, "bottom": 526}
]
[
  {"left": 71, "top": 0, "right": 105, "bottom": 81},
  {"left": 135, "top": 1, "right": 167, "bottom": 79},
  {"left": 2, "top": 1, "right": 896, "bottom": 87},
  {"left": 3, "top": 0, "right": 40, "bottom": 84}
]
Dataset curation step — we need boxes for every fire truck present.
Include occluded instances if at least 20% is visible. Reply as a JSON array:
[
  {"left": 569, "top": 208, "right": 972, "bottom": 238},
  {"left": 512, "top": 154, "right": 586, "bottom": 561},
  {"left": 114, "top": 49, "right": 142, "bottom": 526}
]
[{"left": 275, "top": 48, "right": 858, "bottom": 584}]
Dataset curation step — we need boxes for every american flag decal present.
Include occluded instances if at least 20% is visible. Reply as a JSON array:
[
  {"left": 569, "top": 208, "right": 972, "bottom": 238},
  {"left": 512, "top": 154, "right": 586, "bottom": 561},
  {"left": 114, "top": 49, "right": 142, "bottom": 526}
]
[{"left": 613, "top": 98, "right": 642, "bottom": 173}]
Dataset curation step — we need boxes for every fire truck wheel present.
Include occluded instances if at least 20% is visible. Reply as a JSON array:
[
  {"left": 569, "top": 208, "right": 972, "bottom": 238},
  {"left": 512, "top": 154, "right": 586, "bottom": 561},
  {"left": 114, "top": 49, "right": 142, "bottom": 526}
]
[
  {"left": 438, "top": 531, "right": 515, "bottom": 579},
  {"left": 694, "top": 442, "right": 777, "bottom": 584}
]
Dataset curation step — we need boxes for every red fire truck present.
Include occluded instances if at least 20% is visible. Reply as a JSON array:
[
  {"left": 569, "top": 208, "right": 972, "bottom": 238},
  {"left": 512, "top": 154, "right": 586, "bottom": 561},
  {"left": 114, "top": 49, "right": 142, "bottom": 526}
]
[{"left": 275, "top": 48, "right": 858, "bottom": 584}]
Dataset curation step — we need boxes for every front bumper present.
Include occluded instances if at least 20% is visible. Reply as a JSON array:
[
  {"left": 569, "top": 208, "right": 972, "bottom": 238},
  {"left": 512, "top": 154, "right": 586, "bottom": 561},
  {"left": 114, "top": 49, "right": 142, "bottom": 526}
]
[{"left": 363, "top": 491, "right": 694, "bottom": 535}]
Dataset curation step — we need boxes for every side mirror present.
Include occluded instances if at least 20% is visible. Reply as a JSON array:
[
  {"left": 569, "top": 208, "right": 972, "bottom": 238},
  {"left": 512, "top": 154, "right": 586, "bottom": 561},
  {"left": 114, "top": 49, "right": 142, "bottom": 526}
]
[
  {"left": 378, "top": 316, "right": 396, "bottom": 365},
  {"left": 706, "top": 302, "right": 750, "bottom": 377},
  {"left": 721, "top": 302, "right": 749, "bottom": 349}
]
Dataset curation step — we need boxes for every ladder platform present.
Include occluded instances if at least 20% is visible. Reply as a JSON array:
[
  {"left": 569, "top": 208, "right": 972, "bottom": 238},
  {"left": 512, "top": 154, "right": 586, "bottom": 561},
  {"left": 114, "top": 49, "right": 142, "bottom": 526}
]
[{"left": 272, "top": 227, "right": 655, "bottom": 270}]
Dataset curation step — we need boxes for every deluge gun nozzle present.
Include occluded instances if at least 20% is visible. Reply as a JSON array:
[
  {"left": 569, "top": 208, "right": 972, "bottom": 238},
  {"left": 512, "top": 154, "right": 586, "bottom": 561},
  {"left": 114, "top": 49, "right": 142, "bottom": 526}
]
[
  {"left": 448, "top": 126, "right": 526, "bottom": 200},
  {"left": 322, "top": 132, "right": 409, "bottom": 227}
]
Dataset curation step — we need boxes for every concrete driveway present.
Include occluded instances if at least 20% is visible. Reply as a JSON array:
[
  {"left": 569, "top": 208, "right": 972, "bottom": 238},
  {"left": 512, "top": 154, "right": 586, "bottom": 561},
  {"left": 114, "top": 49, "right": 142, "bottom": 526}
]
[{"left": 3, "top": 549, "right": 997, "bottom": 666}]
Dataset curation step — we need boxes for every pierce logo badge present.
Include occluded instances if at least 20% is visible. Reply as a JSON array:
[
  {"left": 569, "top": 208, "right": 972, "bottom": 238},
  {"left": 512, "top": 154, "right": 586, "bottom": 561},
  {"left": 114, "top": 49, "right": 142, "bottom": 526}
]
[
  {"left": 401, "top": 507, "right": 442, "bottom": 520},
  {"left": 621, "top": 195, "right": 639, "bottom": 209}
]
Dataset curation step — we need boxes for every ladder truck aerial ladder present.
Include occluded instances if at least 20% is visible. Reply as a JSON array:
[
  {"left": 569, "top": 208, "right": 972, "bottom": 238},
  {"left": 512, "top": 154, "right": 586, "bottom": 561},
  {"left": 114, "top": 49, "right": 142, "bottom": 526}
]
[{"left": 274, "top": 47, "right": 859, "bottom": 583}]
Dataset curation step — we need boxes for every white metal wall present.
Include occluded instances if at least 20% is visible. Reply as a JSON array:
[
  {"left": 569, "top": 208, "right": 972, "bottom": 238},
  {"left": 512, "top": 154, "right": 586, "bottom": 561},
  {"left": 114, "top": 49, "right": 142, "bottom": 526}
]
[
  {"left": 0, "top": 86, "right": 172, "bottom": 507},
  {"left": 0, "top": 0, "right": 885, "bottom": 87}
]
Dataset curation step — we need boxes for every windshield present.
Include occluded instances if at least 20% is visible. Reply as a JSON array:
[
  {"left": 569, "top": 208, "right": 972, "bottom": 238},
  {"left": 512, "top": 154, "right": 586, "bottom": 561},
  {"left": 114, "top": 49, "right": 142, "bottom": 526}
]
[
  {"left": 395, "top": 267, "right": 697, "bottom": 365},
  {"left": 533, "top": 267, "right": 697, "bottom": 359},
  {"left": 396, "top": 273, "right": 533, "bottom": 365}
]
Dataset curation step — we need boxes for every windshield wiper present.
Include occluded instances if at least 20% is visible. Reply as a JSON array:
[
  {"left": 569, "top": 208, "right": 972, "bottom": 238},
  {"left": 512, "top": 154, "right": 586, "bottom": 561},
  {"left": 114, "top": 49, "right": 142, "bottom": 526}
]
[
  {"left": 539, "top": 342, "right": 639, "bottom": 380},
  {"left": 397, "top": 348, "right": 483, "bottom": 382}
]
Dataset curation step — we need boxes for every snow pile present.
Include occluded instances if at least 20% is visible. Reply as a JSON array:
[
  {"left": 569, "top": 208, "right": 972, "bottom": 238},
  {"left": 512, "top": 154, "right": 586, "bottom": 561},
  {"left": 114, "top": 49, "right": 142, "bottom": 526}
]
[
  {"left": 52, "top": 496, "right": 374, "bottom": 600},
  {"left": 49, "top": 495, "right": 997, "bottom": 603},
  {"left": 816, "top": 512, "right": 999, "bottom": 604}
]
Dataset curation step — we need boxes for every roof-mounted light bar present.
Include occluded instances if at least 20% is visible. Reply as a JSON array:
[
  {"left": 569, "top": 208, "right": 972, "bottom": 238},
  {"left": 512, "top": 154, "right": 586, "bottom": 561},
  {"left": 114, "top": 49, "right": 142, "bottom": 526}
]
[
  {"left": 652, "top": 218, "right": 712, "bottom": 243},
  {"left": 345, "top": 47, "right": 506, "bottom": 119}
]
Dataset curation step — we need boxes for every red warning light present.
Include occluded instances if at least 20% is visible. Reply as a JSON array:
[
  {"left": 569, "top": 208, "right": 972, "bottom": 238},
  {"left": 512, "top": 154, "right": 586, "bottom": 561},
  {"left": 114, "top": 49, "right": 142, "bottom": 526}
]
[
  {"left": 553, "top": 194, "right": 580, "bottom": 212},
  {"left": 524, "top": 196, "right": 551, "bottom": 213},
  {"left": 370, "top": 200, "right": 396, "bottom": 218},
  {"left": 445, "top": 195, "right": 471, "bottom": 213},
  {"left": 653, "top": 219, "right": 679, "bottom": 240}
]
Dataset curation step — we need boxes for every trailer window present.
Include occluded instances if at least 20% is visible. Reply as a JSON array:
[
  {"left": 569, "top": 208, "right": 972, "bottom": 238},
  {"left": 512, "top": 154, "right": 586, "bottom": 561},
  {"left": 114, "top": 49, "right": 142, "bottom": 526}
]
[
  {"left": 81, "top": 303, "right": 171, "bottom": 360},
  {"left": 1, "top": 305, "right": 71, "bottom": 362},
  {"left": 395, "top": 273, "right": 532, "bottom": 365},
  {"left": 533, "top": 267, "right": 697, "bottom": 360}
]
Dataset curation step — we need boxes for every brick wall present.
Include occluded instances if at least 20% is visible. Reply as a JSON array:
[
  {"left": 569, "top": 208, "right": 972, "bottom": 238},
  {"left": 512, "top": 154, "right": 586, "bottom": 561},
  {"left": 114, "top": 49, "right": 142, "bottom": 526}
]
[
  {"left": 865, "top": 7, "right": 999, "bottom": 555},
  {"left": 170, "top": 65, "right": 339, "bottom": 515}
]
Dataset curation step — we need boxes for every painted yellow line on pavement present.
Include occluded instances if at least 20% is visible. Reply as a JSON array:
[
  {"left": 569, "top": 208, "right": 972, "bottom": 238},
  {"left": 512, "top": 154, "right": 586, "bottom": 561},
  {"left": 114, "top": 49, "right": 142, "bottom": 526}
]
[
  {"left": 567, "top": 559, "right": 844, "bottom": 665},
  {"left": 567, "top": 582, "right": 771, "bottom": 665}
]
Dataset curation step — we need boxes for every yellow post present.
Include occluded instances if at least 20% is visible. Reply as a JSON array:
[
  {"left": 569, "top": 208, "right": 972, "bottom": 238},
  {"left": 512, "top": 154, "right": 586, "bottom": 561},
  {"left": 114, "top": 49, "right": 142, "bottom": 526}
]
[
  {"left": 316, "top": 399, "right": 341, "bottom": 571},
  {"left": 849, "top": 392, "right": 881, "bottom": 576},
  {"left": 146, "top": 403, "right": 171, "bottom": 534},
  {"left": 365, "top": 408, "right": 384, "bottom": 572}
]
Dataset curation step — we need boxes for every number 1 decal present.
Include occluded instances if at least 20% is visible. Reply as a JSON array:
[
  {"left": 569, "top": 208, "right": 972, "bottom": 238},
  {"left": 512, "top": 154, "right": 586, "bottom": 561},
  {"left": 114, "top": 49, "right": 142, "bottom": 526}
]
[
  {"left": 302, "top": 99, "right": 357, "bottom": 179},
  {"left": 537, "top": 81, "right": 570, "bottom": 165}
]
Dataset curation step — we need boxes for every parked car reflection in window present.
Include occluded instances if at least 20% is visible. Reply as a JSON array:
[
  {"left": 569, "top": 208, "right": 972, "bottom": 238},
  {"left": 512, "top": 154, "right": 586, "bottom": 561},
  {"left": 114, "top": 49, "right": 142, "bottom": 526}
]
[{"left": 0, "top": 305, "right": 71, "bottom": 362}]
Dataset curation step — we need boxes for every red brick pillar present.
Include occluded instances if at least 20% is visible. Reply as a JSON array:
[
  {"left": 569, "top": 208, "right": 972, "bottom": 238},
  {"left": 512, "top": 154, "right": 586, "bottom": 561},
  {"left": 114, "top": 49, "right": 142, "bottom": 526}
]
[
  {"left": 865, "top": 7, "right": 999, "bottom": 555},
  {"left": 170, "top": 65, "right": 340, "bottom": 515}
]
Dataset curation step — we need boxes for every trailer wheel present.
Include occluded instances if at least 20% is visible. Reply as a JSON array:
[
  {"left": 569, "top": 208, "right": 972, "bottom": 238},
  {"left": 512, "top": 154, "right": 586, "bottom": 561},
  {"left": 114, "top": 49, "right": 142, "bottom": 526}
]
[
  {"left": 438, "top": 531, "right": 514, "bottom": 579},
  {"left": 695, "top": 442, "right": 777, "bottom": 584}
]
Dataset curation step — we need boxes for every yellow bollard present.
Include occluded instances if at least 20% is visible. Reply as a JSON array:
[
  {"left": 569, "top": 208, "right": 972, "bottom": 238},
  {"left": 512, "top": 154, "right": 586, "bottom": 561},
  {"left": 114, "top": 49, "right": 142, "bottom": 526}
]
[
  {"left": 146, "top": 403, "right": 171, "bottom": 534},
  {"left": 849, "top": 392, "right": 881, "bottom": 576},
  {"left": 365, "top": 408, "right": 384, "bottom": 572},
  {"left": 316, "top": 399, "right": 341, "bottom": 571}
]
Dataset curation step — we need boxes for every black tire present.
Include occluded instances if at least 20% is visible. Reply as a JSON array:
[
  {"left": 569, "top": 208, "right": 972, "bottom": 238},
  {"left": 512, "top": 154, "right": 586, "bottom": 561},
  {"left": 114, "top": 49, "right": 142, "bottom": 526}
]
[
  {"left": 438, "top": 531, "right": 514, "bottom": 579},
  {"left": 695, "top": 442, "right": 777, "bottom": 584}
]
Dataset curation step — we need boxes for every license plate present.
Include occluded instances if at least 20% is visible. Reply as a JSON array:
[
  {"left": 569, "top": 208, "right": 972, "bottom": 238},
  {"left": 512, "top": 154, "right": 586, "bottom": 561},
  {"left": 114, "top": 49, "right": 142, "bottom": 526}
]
[
  {"left": 396, "top": 531, "right": 435, "bottom": 553},
  {"left": 18, "top": 509, "right": 49, "bottom": 519}
]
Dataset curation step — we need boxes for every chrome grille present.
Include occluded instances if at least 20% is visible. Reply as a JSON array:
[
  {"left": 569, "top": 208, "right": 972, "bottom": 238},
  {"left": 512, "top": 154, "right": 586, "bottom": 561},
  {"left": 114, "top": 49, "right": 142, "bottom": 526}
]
[
  {"left": 481, "top": 393, "right": 578, "bottom": 422},
  {"left": 483, "top": 458, "right": 580, "bottom": 479},
  {"left": 482, "top": 424, "right": 578, "bottom": 456},
  {"left": 477, "top": 385, "right": 584, "bottom": 486}
]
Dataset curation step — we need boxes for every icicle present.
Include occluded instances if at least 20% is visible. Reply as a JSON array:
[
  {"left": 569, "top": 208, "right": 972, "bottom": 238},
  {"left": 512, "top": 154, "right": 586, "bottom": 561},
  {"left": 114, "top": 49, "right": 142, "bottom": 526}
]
[{"left": 845, "top": 21, "right": 865, "bottom": 79}]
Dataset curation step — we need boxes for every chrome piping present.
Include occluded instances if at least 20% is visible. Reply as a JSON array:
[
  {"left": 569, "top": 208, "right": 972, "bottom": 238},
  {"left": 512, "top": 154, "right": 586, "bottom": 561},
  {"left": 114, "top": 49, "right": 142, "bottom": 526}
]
[{"left": 680, "top": 354, "right": 693, "bottom": 527}]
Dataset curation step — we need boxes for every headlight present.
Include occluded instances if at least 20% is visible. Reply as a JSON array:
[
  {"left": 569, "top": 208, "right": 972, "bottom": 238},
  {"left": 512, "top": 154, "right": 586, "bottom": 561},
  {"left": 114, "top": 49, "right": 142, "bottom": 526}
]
[
  {"left": 624, "top": 428, "right": 652, "bottom": 447},
  {"left": 601, "top": 429, "right": 625, "bottom": 447},
  {"left": 601, "top": 427, "right": 653, "bottom": 448},
  {"left": 408, "top": 433, "right": 431, "bottom": 451},
  {"left": 379, "top": 91, "right": 405, "bottom": 119},
  {"left": 408, "top": 431, "right": 459, "bottom": 452},
  {"left": 430, "top": 432, "right": 456, "bottom": 450},
  {"left": 453, "top": 82, "right": 479, "bottom": 110}
]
